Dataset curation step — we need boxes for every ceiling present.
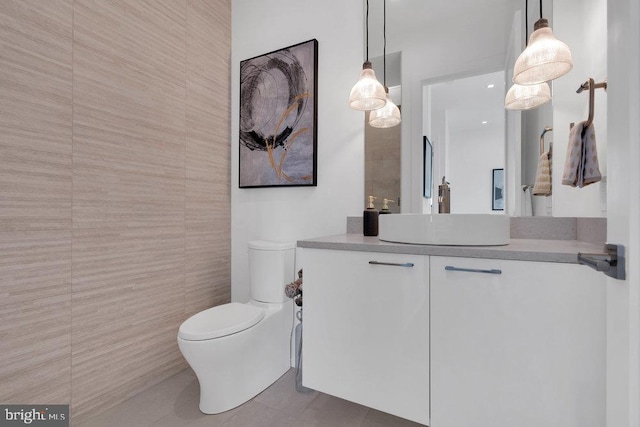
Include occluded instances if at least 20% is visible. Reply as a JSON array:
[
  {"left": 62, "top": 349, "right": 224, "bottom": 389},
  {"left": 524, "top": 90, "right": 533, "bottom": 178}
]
[
  {"left": 429, "top": 70, "right": 506, "bottom": 133},
  {"left": 367, "top": 0, "right": 520, "bottom": 58}
]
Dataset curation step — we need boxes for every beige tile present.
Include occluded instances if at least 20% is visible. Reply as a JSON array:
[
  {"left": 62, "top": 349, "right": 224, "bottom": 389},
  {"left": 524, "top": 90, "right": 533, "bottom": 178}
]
[
  {"left": 0, "top": 146, "right": 72, "bottom": 231},
  {"left": 0, "top": 230, "right": 72, "bottom": 405},
  {"left": 185, "top": 224, "right": 230, "bottom": 315},
  {"left": 185, "top": 179, "right": 230, "bottom": 315},
  {"left": 186, "top": 0, "right": 231, "bottom": 183},
  {"left": 186, "top": 179, "right": 230, "bottom": 227},
  {"left": 186, "top": 75, "right": 230, "bottom": 183},
  {"left": 73, "top": 0, "right": 186, "bottom": 86},
  {"left": 71, "top": 227, "right": 185, "bottom": 419},
  {"left": 0, "top": 0, "right": 231, "bottom": 422},
  {"left": 223, "top": 401, "right": 299, "bottom": 427},
  {"left": 299, "top": 393, "right": 370, "bottom": 427},
  {"left": 253, "top": 369, "right": 319, "bottom": 417},
  {"left": 73, "top": 40, "right": 186, "bottom": 179},
  {"left": 0, "top": 0, "right": 73, "bottom": 232},
  {"left": 72, "top": 165, "right": 185, "bottom": 229},
  {"left": 0, "top": 0, "right": 73, "bottom": 155},
  {"left": 186, "top": 0, "right": 231, "bottom": 82}
]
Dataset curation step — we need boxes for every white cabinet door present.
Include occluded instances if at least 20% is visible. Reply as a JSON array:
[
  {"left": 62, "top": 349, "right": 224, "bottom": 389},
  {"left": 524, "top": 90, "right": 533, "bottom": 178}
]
[
  {"left": 302, "top": 249, "right": 429, "bottom": 425},
  {"left": 430, "top": 256, "right": 605, "bottom": 427}
]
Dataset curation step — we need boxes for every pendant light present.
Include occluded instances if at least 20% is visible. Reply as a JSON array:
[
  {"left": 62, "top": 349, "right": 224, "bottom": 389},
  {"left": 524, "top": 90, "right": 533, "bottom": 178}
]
[
  {"left": 505, "top": 0, "right": 552, "bottom": 110},
  {"left": 349, "top": 0, "right": 387, "bottom": 111},
  {"left": 369, "top": 0, "right": 401, "bottom": 128},
  {"left": 505, "top": 81, "right": 551, "bottom": 110},
  {"left": 513, "top": 0, "right": 573, "bottom": 85}
]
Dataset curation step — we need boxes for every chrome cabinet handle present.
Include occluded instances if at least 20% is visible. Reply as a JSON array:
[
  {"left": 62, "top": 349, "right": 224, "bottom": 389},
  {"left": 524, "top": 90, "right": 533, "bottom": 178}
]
[
  {"left": 369, "top": 261, "right": 414, "bottom": 268},
  {"left": 445, "top": 265, "right": 502, "bottom": 275}
]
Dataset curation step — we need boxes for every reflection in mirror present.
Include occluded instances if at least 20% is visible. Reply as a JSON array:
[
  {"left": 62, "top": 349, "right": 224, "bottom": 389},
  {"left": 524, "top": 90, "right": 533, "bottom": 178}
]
[
  {"left": 423, "top": 71, "right": 506, "bottom": 214},
  {"left": 364, "top": 0, "right": 606, "bottom": 218},
  {"left": 364, "top": 52, "right": 402, "bottom": 213},
  {"left": 364, "top": 102, "right": 401, "bottom": 213}
]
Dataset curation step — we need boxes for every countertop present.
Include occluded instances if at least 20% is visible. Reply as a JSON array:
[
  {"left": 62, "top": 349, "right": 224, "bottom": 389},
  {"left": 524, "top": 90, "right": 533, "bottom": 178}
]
[{"left": 297, "top": 233, "right": 607, "bottom": 264}]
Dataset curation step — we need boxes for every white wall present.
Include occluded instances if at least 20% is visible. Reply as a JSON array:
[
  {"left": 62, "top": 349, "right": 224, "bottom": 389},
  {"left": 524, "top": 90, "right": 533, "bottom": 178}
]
[
  {"left": 552, "top": 0, "right": 608, "bottom": 217},
  {"left": 448, "top": 126, "right": 505, "bottom": 214},
  {"left": 231, "top": 0, "right": 364, "bottom": 302},
  {"left": 606, "top": 0, "right": 640, "bottom": 425}
]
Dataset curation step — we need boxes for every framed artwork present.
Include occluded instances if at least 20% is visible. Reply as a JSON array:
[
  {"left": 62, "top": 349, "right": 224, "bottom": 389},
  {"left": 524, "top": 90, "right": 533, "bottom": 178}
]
[
  {"left": 423, "top": 136, "right": 433, "bottom": 198},
  {"left": 492, "top": 168, "right": 505, "bottom": 211},
  {"left": 239, "top": 39, "right": 318, "bottom": 188}
]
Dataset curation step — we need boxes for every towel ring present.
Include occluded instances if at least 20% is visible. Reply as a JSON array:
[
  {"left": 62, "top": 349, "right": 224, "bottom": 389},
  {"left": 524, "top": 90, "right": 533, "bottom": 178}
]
[
  {"left": 540, "top": 126, "right": 552, "bottom": 155},
  {"left": 575, "top": 78, "right": 607, "bottom": 129}
]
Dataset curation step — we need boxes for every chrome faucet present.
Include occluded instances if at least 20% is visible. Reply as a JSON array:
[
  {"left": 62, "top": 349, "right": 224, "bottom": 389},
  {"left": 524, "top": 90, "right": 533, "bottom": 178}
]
[{"left": 438, "top": 177, "right": 450, "bottom": 214}]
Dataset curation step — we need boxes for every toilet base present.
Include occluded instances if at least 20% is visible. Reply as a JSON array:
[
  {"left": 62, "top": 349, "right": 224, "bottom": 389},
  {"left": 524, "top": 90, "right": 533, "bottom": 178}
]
[{"left": 178, "top": 300, "right": 293, "bottom": 414}]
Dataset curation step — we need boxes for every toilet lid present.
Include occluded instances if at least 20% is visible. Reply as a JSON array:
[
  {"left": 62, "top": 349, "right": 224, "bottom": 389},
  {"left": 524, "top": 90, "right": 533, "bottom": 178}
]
[{"left": 178, "top": 303, "right": 265, "bottom": 341}]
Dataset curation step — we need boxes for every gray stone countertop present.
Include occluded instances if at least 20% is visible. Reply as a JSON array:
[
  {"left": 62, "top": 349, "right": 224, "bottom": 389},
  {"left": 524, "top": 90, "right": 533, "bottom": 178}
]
[{"left": 297, "top": 233, "right": 607, "bottom": 264}]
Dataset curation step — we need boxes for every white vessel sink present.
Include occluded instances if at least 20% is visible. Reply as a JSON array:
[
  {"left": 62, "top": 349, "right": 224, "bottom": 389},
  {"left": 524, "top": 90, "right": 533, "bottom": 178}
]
[{"left": 378, "top": 214, "right": 510, "bottom": 246}]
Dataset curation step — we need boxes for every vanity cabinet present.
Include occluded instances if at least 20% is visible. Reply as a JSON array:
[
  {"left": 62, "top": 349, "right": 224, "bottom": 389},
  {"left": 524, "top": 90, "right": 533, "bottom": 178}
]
[
  {"left": 301, "top": 248, "right": 429, "bottom": 425},
  {"left": 430, "top": 256, "right": 605, "bottom": 427}
]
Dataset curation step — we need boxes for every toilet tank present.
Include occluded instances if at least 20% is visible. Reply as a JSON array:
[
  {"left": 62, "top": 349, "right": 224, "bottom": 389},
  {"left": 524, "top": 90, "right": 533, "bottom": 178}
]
[{"left": 248, "top": 240, "right": 296, "bottom": 303}]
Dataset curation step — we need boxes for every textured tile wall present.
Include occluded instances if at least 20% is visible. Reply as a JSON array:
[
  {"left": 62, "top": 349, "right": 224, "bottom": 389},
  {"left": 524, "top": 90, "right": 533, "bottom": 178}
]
[
  {"left": 0, "top": 0, "right": 231, "bottom": 422},
  {"left": 0, "top": 0, "right": 74, "bottom": 407}
]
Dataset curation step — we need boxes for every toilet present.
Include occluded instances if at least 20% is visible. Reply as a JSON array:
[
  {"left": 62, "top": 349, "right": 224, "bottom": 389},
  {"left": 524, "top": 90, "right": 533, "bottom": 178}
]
[{"left": 177, "top": 240, "right": 295, "bottom": 414}]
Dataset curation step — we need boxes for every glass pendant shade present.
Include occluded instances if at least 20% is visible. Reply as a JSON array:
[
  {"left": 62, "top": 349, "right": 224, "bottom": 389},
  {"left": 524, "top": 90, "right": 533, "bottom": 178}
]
[
  {"left": 369, "top": 90, "right": 401, "bottom": 128},
  {"left": 349, "top": 62, "right": 387, "bottom": 111},
  {"left": 513, "top": 19, "right": 573, "bottom": 85},
  {"left": 505, "top": 82, "right": 551, "bottom": 110}
]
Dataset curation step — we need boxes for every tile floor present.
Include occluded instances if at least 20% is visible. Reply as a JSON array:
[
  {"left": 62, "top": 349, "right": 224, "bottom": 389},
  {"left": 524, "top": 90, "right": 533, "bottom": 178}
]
[{"left": 75, "top": 368, "right": 426, "bottom": 427}]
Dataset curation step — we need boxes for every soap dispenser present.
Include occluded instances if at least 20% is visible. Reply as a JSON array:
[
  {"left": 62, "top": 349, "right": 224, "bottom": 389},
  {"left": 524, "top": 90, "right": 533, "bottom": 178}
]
[
  {"left": 363, "top": 196, "right": 379, "bottom": 236},
  {"left": 380, "top": 198, "right": 394, "bottom": 214}
]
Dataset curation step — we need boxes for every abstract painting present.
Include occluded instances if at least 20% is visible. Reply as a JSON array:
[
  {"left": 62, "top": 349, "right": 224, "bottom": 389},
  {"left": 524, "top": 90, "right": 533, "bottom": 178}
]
[{"left": 239, "top": 39, "right": 318, "bottom": 188}]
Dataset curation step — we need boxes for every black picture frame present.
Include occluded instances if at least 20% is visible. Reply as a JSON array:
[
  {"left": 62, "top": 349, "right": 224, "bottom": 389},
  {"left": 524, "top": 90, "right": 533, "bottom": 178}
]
[
  {"left": 423, "top": 136, "right": 433, "bottom": 198},
  {"left": 239, "top": 39, "right": 318, "bottom": 188},
  {"left": 492, "top": 168, "right": 505, "bottom": 211}
]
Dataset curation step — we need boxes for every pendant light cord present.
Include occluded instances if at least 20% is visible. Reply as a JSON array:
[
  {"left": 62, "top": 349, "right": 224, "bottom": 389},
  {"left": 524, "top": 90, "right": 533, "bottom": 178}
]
[
  {"left": 365, "top": 0, "right": 369, "bottom": 62},
  {"left": 539, "top": 0, "right": 543, "bottom": 19},
  {"left": 525, "top": 0, "right": 528, "bottom": 46},
  {"left": 383, "top": 0, "right": 386, "bottom": 88}
]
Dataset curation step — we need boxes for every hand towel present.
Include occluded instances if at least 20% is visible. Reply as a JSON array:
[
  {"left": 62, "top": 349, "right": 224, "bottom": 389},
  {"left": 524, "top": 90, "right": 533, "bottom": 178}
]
[
  {"left": 533, "top": 143, "right": 552, "bottom": 196},
  {"left": 562, "top": 121, "right": 602, "bottom": 187}
]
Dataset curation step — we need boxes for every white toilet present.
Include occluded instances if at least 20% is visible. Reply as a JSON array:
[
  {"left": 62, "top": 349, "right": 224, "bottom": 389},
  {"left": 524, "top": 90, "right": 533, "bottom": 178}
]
[{"left": 177, "top": 240, "right": 295, "bottom": 414}]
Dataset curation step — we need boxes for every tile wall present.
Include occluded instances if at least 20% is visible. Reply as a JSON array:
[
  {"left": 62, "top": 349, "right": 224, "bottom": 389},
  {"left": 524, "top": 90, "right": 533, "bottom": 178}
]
[{"left": 0, "top": 0, "right": 231, "bottom": 422}]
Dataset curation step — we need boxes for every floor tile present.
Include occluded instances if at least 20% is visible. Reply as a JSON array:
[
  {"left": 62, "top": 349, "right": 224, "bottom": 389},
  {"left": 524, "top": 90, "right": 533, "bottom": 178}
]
[
  {"left": 75, "top": 369, "right": 196, "bottom": 427},
  {"left": 222, "top": 401, "right": 299, "bottom": 427},
  {"left": 154, "top": 395, "right": 238, "bottom": 427},
  {"left": 253, "top": 368, "right": 318, "bottom": 417},
  {"left": 77, "top": 367, "right": 423, "bottom": 427},
  {"left": 361, "top": 408, "right": 427, "bottom": 427},
  {"left": 299, "top": 393, "right": 370, "bottom": 427}
]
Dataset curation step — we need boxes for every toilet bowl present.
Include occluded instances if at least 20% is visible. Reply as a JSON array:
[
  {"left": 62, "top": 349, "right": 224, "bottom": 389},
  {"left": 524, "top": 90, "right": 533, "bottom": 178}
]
[{"left": 177, "top": 241, "right": 295, "bottom": 414}]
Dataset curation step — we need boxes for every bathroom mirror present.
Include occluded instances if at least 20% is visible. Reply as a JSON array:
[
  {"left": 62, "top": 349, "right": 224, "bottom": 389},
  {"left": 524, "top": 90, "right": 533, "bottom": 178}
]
[
  {"left": 364, "top": 0, "right": 520, "bottom": 214},
  {"left": 364, "top": 0, "right": 607, "bottom": 218},
  {"left": 424, "top": 70, "right": 506, "bottom": 214}
]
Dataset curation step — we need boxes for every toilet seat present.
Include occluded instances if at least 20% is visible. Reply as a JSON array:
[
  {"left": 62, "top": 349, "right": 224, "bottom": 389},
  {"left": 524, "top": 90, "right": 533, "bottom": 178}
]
[{"left": 178, "top": 303, "right": 265, "bottom": 341}]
